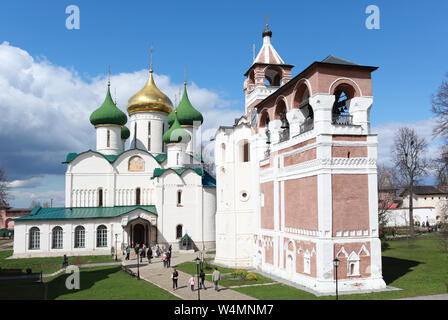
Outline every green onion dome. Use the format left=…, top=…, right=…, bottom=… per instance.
left=167, top=108, right=176, bottom=127
left=174, top=82, right=203, bottom=126
left=90, top=85, right=127, bottom=126
left=163, top=111, right=191, bottom=144
left=121, top=125, right=130, bottom=140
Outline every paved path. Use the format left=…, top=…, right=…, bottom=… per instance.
left=123, top=252, right=256, bottom=300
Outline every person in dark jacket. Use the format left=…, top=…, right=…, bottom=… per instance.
left=147, top=247, right=153, bottom=263
left=199, top=269, right=206, bottom=290
left=166, top=250, right=171, bottom=267
left=172, top=268, right=179, bottom=290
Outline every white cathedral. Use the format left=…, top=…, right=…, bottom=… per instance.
left=12, top=66, right=217, bottom=258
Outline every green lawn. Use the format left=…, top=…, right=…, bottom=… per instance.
left=0, top=266, right=180, bottom=300
left=0, top=250, right=115, bottom=274
left=233, top=237, right=448, bottom=300
left=175, top=260, right=274, bottom=287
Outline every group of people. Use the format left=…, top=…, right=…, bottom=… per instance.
left=172, top=267, right=221, bottom=292
left=124, top=243, right=172, bottom=266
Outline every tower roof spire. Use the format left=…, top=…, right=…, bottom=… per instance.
left=150, top=44, right=154, bottom=73
left=253, top=16, right=284, bottom=65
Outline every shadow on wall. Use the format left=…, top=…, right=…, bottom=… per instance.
left=381, top=256, right=420, bottom=285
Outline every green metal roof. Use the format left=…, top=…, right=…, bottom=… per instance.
left=175, top=83, right=203, bottom=126
left=63, top=148, right=167, bottom=165
left=163, top=112, right=191, bottom=144
left=90, top=85, right=127, bottom=126
left=202, top=171, right=216, bottom=187
left=179, top=233, right=192, bottom=243
left=121, top=125, right=130, bottom=140
left=152, top=167, right=203, bottom=179
left=14, top=205, right=157, bottom=221
left=152, top=167, right=215, bottom=187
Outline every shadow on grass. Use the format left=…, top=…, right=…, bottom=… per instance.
left=46, top=267, right=119, bottom=300
left=381, top=256, right=421, bottom=285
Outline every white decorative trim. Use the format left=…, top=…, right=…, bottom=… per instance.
left=328, top=77, right=363, bottom=97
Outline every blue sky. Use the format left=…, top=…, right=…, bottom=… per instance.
left=1, top=0, right=447, bottom=207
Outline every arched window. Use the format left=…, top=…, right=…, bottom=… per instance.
left=264, top=67, right=282, bottom=86
left=304, top=251, right=311, bottom=274
left=177, top=190, right=182, bottom=206
left=96, top=225, right=107, bottom=248
left=221, top=143, right=226, bottom=164
left=74, top=226, right=85, bottom=248
left=347, top=252, right=360, bottom=276
left=52, top=226, right=63, bottom=249
left=239, top=140, right=250, bottom=162
left=332, top=84, right=355, bottom=125
left=98, top=188, right=103, bottom=207
left=29, top=227, right=40, bottom=250
left=294, top=84, right=314, bottom=133
left=136, top=188, right=141, bottom=205
left=148, top=121, right=151, bottom=151
left=107, top=129, right=110, bottom=148
left=275, top=101, right=289, bottom=142
left=176, top=225, right=183, bottom=239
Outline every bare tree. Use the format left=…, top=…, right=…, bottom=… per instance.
left=377, top=164, right=397, bottom=229
left=431, top=72, right=448, bottom=140
left=0, top=167, right=10, bottom=207
left=29, top=200, right=50, bottom=208
left=432, top=145, right=448, bottom=185
left=391, top=127, right=429, bottom=237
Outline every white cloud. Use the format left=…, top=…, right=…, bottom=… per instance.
left=0, top=41, right=244, bottom=181
left=7, top=176, right=43, bottom=188
left=372, top=118, right=442, bottom=166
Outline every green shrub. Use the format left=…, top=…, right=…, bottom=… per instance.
left=246, top=273, right=257, bottom=281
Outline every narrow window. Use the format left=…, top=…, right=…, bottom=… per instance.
left=136, top=188, right=141, bottom=205
left=107, top=130, right=110, bottom=148
left=96, top=225, right=107, bottom=247
left=177, top=190, right=182, bottom=206
left=243, top=141, right=250, bottom=162
left=176, top=225, right=183, bottom=239
left=148, top=122, right=151, bottom=151
left=29, top=227, right=40, bottom=250
left=98, top=188, right=103, bottom=207
left=52, top=226, right=63, bottom=249
left=74, top=226, right=85, bottom=248
left=162, top=123, right=165, bottom=152
left=221, top=143, right=226, bottom=163
left=176, top=153, right=180, bottom=166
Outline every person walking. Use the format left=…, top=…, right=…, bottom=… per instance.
left=172, top=268, right=179, bottom=291
left=166, top=250, right=171, bottom=268
left=199, top=269, right=206, bottom=290
left=212, top=267, right=221, bottom=291
left=62, top=254, right=68, bottom=268
left=139, top=247, right=144, bottom=263
left=125, top=246, right=130, bottom=260
left=168, top=244, right=172, bottom=255
left=147, top=246, right=152, bottom=263
left=134, top=243, right=139, bottom=256
left=155, top=244, right=160, bottom=257
left=189, top=274, right=195, bottom=291
left=162, top=252, right=167, bottom=268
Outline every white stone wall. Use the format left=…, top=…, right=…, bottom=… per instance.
left=96, top=125, right=122, bottom=155
left=129, top=111, right=168, bottom=154
left=12, top=218, right=124, bottom=258
left=215, top=120, right=254, bottom=267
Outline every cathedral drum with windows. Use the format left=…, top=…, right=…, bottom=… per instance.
left=12, top=66, right=216, bottom=258
left=214, top=24, right=386, bottom=294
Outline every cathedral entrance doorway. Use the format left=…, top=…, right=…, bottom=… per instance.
left=133, top=223, right=145, bottom=246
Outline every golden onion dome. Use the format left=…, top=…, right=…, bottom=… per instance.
left=127, top=70, right=173, bottom=115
